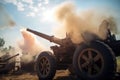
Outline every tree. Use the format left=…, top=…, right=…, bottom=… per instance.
left=0, top=37, right=5, bottom=47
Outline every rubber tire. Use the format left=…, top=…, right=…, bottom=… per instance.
left=35, top=51, right=56, bottom=80
left=73, top=41, right=116, bottom=80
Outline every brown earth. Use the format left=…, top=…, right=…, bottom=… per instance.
left=0, top=70, right=120, bottom=80
left=0, top=58, right=120, bottom=80
left=0, top=70, right=77, bottom=80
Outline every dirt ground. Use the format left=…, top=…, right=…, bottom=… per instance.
left=0, top=70, right=77, bottom=80
left=0, top=60, right=119, bottom=80
left=0, top=70, right=120, bottom=80
left=1, top=60, right=120, bottom=80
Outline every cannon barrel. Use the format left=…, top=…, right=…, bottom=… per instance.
left=26, top=28, right=63, bottom=45
left=2, top=54, right=19, bottom=62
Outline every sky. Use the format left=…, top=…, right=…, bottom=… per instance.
left=0, top=0, right=120, bottom=48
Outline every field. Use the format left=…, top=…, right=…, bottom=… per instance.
left=0, top=70, right=77, bottom=80
left=0, top=57, right=120, bottom=80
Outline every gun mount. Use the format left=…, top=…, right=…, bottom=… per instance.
left=27, top=20, right=120, bottom=80
left=27, top=28, right=75, bottom=59
left=0, top=53, right=19, bottom=74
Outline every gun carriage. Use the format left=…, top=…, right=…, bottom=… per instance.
left=0, top=53, right=19, bottom=74
left=27, top=20, right=120, bottom=80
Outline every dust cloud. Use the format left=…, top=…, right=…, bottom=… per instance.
left=54, top=2, right=117, bottom=43
left=18, top=29, right=44, bottom=62
left=18, top=2, right=118, bottom=62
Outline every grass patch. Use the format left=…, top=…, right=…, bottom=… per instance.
left=117, top=57, right=120, bottom=72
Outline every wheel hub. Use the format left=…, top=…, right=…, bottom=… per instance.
left=88, top=59, right=94, bottom=66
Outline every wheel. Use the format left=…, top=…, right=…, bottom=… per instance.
left=35, top=51, right=56, bottom=80
left=73, top=41, right=116, bottom=80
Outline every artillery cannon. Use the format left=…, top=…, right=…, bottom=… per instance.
left=27, top=20, right=120, bottom=80
left=0, top=53, right=19, bottom=74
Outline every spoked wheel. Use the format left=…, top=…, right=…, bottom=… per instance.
left=78, top=48, right=104, bottom=77
left=39, top=56, right=50, bottom=77
left=73, top=41, right=116, bottom=80
left=35, top=51, right=56, bottom=80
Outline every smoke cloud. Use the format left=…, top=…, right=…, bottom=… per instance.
left=54, top=2, right=118, bottom=43
left=18, top=29, right=44, bottom=62
left=0, top=5, right=15, bottom=29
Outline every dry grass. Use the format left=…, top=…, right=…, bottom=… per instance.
left=117, top=57, right=120, bottom=72
left=0, top=73, right=38, bottom=80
